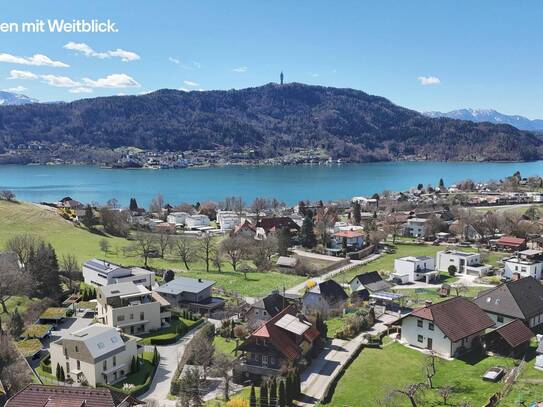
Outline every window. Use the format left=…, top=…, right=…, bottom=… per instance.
left=75, top=345, right=79, bottom=352
left=417, top=319, right=423, bottom=328
left=428, top=323, right=434, bottom=331
left=77, top=360, right=80, bottom=370
left=140, top=312, right=145, bottom=321
left=130, top=313, right=134, bottom=320
left=417, top=335, right=423, bottom=343
left=66, top=362, right=70, bottom=374
left=103, top=360, right=107, bottom=371
left=117, top=315, right=125, bottom=322
left=97, top=342, right=105, bottom=349
left=113, top=356, right=117, bottom=367
left=497, top=315, right=504, bottom=323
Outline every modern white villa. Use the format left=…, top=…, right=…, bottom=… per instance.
left=436, top=250, right=490, bottom=277
left=184, top=214, right=211, bottom=229
left=502, top=249, right=543, bottom=280
left=403, top=218, right=427, bottom=238
left=49, top=324, right=139, bottom=387
left=166, top=211, right=190, bottom=226
left=96, top=282, right=170, bottom=335
left=391, top=256, right=439, bottom=284
left=82, top=259, right=155, bottom=288
left=217, top=210, right=241, bottom=231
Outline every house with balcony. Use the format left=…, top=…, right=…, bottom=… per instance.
left=302, top=279, right=348, bottom=317
left=236, top=306, right=320, bottom=382
left=331, top=229, right=365, bottom=252
left=217, top=210, right=241, bottom=231
left=398, top=297, right=494, bottom=358
left=402, top=218, right=428, bottom=238
left=96, top=282, right=169, bottom=335
left=391, top=256, right=439, bottom=284
left=436, top=250, right=490, bottom=277
left=82, top=259, right=155, bottom=289
left=502, top=249, right=543, bottom=280
left=167, top=212, right=190, bottom=227
left=155, top=277, right=225, bottom=314
left=49, top=324, right=140, bottom=387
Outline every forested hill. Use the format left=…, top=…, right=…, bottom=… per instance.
left=0, top=82, right=541, bottom=162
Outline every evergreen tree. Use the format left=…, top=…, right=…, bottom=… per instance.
left=278, top=380, right=286, bottom=407
left=352, top=201, right=362, bottom=225
left=269, top=379, right=277, bottom=407
left=259, top=382, right=269, bottom=407
left=152, top=346, right=159, bottom=365
left=59, top=366, right=65, bottom=382
left=131, top=355, right=138, bottom=373
left=285, top=375, right=293, bottom=406
left=250, top=384, right=257, bottom=407
left=81, top=205, right=98, bottom=229
left=293, top=369, right=301, bottom=399
left=298, top=201, right=307, bottom=216
left=299, top=212, right=317, bottom=249
left=9, top=308, right=24, bottom=338
left=55, top=363, right=61, bottom=381
left=129, top=197, right=139, bottom=212
left=28, top=243, right=61, bottom=299
left=439, top=178, right=445, bottom=188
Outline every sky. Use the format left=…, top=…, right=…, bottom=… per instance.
left=1, top=0, right=543, bottom=118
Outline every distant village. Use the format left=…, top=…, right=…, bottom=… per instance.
left=1, top=171, right=543, bottom=406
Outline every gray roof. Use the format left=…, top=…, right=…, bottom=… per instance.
left=155, top=277, right=215, bottom=295
left=60, top=324, right=125, bottom=360
left=84, top=259, right=126, bottom=274
left=100, top=282, right=149, bottom=298
left=474, top=277, right=543, bottom=320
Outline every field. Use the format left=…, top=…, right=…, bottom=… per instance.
left=0, top=201, right=304, bottom=297
left=327, top=341, right=516, bottom=407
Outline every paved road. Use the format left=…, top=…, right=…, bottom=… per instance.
left=141, top=326, right=202, bottom=407
left=297, top=314, right=400, bottom=406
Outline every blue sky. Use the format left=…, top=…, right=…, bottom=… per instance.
left=1, top=0, right=543, bottom=118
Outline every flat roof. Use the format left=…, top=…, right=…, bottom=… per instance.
left=84, top=259, right=125, bottom=274
left=100, top=282, right=149, bottom=298
left=155, top=276, right=215, bottom=295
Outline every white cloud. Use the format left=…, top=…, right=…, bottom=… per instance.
left=82, top=73, right=140, bottom=88
left=3, top=85, right=27, bottom=93
left=8, top=69, right=38, bottom=80
left=64, top=42, right=140, bottom=62
left=0, top=53, right=69, bottom=68
left=41, top=74, right=81, bottom=88
left=233, top=66, right=248, bottom=73
left=183, top=80, right=199, bottom=87
left=169, top=57, right=181, bottom=64
left=417, top=76, right=441, bottom=86
left=69, top=87, right=93, bottom=94
left=169, top=57, right=201, bottom=70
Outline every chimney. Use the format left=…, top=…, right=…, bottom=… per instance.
left=425, top=300, right=433, bottom=307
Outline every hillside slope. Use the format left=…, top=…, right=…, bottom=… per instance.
left=0, top=83, right=541, bottom=161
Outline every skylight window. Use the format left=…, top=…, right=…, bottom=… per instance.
left=97, top=342, right=105, bottom=349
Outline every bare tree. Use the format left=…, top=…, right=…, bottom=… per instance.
left=211, top=352, right=237, bottom=401
left=190, top=334, right=215, bottom=380
left=198, top=233, right=216, bottom=273
left=60, top=254, right=80, bottom=293
left=149, top=193, right=165, bottom=214
left=155, top=232, right=171, bottom=259
left=220, top=236, right=250, bottom=271
left=314, top=207, right=337, bottom=247
left=99, top=239, right=110, bottom=257
left=132, top=232, right=157, bottom=268
left=388, top=383, right=428, bottom=407
left=0, top=190, right=16, bottom=202
left=251, top=236, right=278, bottom=270
left=251, top=197, right=268, bottom=225
left=0, top=258, right=29, bottom=314
left=5, top=234, right=39, bottom=268
left=106, top=198, right=119, bottom=209
left=172, top=237, right=194, bottom=270
left=423, top=352, right=437, bottom=388
left=451, top=282, right=468, bottom=297
left=438, top=384, right=454, bottom=405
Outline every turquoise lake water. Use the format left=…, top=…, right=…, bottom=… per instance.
left=0, top=161, right=542, bottom=206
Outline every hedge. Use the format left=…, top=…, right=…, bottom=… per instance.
left=149, top=319, right=204, bottom=346
left=39, top=354, right=52, bottom=374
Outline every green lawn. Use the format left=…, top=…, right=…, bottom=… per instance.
left=138, top=317, right=199, bottom=345
left=204, top=386, right=251, bottom=406
left=327, top=342, right=516, bottom=407
left=111, top=351, right=155, bottom=394
left=0, top=201, right=304, bottom=297
left=213, top=336, right=237, bottom=355
left=16, top=339, right=43, bottom=358
left=500, top=344, right=543, bottom=406
left=397, top=286, right=484, bottom=308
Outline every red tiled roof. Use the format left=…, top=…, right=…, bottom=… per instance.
left=334, top=230, right=364, bottom=238
left=493, top=319, right=534, bottom=348
left=234, top=220, right=256, bottom=235
left=496, top=236, right=526, bottom=246
left=408, top=297, right=495, bottom=342
left=5, top=385, right=143, bottom=407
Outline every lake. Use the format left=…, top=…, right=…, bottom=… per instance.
left=0, top=161, right=542, bottom=206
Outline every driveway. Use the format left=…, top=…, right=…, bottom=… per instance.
left=141, top=326, right=202, bottom=407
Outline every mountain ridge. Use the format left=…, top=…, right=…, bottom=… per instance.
left=0, top=83, right=541, bottom=162
left=0, top=91, right=38, bottom=106
left=423, top=108, right=543, bottom=132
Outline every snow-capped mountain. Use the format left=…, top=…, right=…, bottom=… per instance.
left=423, top=108, right=543, bottom=132
left=0, top=91, right=38, bottom=106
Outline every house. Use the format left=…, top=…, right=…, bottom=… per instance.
left=245, top=291, right=301, bottom=329
left=96, top=282, right=170, bottom=335
left=217, top=210, right=241, bottom=231
left=236, top=305, right=320, bottom=381
left=185, top=214, right=210, bottom=229
left=331, top=229, right=365, bottom=251
left=154, top=222, right=176, bottom=234
left=473, top=276, right=543, bottom=328
left=5, top=384, right=144, bottom=407
left=155, top=277, right=225, bottom=314
left=484, top=319, right=533, bottom=357
left=49, top=324, right=139, bottom=387
left=82, top=259, right=155, bottom=289
left=491, top=236, right=527, bottom=252
left=349, top=271, right=393, bottom=301
left=436, top=250, right=490, bottom=277
left=166, top=211, right=190, bottom=226
left=302, top=279, right=348, bottom=316
left=503, top=249, right=543, bottom=280
left=398, top=297, right=495, bottom=358
left=257, top=217, right=300, bottom=235
left=403, top=218, right=427, bottom=238
left=391, top=256, right=439, bottom=284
